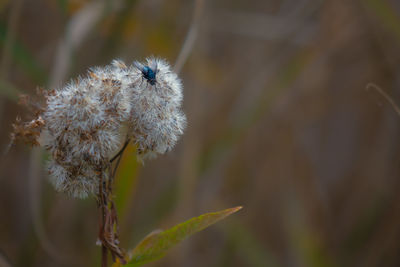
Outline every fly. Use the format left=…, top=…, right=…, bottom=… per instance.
left=134, top=61, right=158, bottom=85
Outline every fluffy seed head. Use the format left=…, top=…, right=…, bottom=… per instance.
left=129, top=58, right=186, bottom=159
left=13, top=57, right=186, bottom=198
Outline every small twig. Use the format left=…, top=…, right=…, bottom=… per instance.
left=366, top=83, right=400, bottom=117
left=110, top=139, right=130, bottom=163
left=111, top=155, right=122, bottom=181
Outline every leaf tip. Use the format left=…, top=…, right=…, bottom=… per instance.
left=222, top=206, right=243, bottom=217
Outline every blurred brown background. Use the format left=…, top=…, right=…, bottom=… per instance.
left=1, top=0, right=400, bottom=266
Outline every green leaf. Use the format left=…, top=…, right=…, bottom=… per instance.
left=113, top=206, right=242, bottom=267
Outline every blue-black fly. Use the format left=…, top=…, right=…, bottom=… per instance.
left=134, top=61, right=158, bottom=85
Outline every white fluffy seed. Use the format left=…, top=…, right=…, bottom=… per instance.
left=36, top=58, right=186, bottom=198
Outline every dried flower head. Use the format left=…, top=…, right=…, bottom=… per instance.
left=130, top=58, right=186, bottom=159
left=12, top=57, right=186, bottom=198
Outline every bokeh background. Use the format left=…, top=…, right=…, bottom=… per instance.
left=1, top=0, right=400, bottom=266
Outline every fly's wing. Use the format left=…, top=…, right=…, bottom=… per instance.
left=133, top=61, right=145, bottom=72
left=149, top=59, right=158, bottom=74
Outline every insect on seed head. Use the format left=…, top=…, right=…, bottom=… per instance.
left=134, top=61, right=157, bottom=85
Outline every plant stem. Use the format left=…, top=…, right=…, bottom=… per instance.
left=99, top=139, right=130, bottom=266
left=101, top=245, right=108, bottom=267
